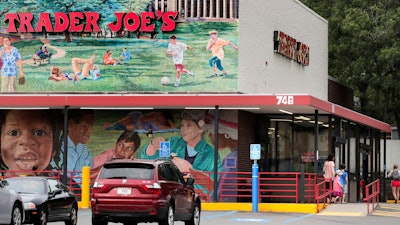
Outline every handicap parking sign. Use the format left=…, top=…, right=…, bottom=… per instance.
left=159, top=141, right=170, bottom=157
left=250, top=144, right=261, bottom=160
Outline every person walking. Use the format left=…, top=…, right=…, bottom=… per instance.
left=323, top=153, right=335, bottom=203
left=339, top=164, right=348, bottom=203
left=388, top=164, right=400, bottom=203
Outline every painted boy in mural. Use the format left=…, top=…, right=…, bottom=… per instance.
left=166, top=35, right=195, bottom=87
left=140, top=110, right=221, bottom=198
left=91, top=130, right=141, bottom=180
left=204, top=110, right=238, bottom=201
left=0, top=110, right=63, bottom=176
left=206, top=29, right=239, bottom=77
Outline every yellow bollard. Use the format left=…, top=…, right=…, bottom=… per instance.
left=80, top=166, right=91, bottom=208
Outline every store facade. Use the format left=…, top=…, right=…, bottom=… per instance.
left=0, top=0, right=390, bottom=202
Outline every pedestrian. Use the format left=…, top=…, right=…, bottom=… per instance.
left=166, top=35, right=194, bottom=87
left=331, top=169, right=343, bottom=203
left=387, top=164, right=400, bottom=203
left=339, top=164, right=348, bottom=203
left=206, top=29, right=238, bottom=77
left=323, top=153, right=335, bottom=203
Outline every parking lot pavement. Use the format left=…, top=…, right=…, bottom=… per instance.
left=371, top=203, right=400, bottom=217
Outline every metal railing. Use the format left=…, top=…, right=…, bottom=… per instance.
left=364, top=179, right=380, bottom=214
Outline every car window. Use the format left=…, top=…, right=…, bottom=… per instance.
left=47, top=178, right=61, bottom=193
left=100, top=163, right=154, bottom=180
left=158, top=164, right=173, bottom=181
left=159, top=163, right=182, bottom=183
left=6, top=179, right=45, bottom=194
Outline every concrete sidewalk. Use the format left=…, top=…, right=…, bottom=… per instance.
left=317, top=203, right=370, bottom=216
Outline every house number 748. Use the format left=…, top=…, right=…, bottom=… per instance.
left=276, top=95, right=294, bottom=105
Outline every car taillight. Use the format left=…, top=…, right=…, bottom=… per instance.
left=142, top=182, right=162, bottom=194
left=92, top=181, right=107, bottom=193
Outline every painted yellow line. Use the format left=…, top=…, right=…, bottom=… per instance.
left=201, top=203, right=323, bottom=214
left=372, top=212, right=400, bottom=217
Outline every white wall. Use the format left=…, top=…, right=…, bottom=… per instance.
left=382, top=140, right=400, bottom=172
left=238, top=0, right=329, bottom=100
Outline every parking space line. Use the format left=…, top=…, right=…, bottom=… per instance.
left=202, top=210, right=238, bottom=221
left=283, top=214, right=314, bottom=224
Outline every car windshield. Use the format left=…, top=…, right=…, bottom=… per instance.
left=100, top=163, right=154, bottom=180
left=6, top=179, right=45, bottom=194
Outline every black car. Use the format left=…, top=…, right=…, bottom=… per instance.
left=4, top=176, right=78, bottom=225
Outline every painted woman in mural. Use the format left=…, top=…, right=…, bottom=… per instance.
left=203, top=110, right=238, bottom=201
left=140, top=109, right=221, bottom=198
left=206, top=29, right=239, bottom=77
left=0, top=37, right=25, bottom=92
left=0, top=110, right=63, bottom=176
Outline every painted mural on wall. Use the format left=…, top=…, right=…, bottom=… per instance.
left=0, top=109, right=238, bottom=200
left=0, top=0, right=239, bottom=92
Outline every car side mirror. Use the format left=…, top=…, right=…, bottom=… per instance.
left=50, top=189, right=62, bottom=197
left=185, top=177, right=195, bottom=186
left=0, top=179, right=8, bottom=187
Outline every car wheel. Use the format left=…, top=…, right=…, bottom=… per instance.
left=10, top=204, right=22, bottom=225
left=92, top=214, right=108, bottom=225
left=185, top=203, right=200, bottom=225
left=158, top=205, right=174, bottom=225
left=34, top=208, right=47, bottom=225
left=65, top=206, right=78, bottom=225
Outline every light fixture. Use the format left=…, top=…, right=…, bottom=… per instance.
left=0, top=107, right=50, bottom=110
left=219, top=107, right=260, bottom=110
left=279, top=109, right=293, bottom=115
left=80, top=107, right=154, bottom=110
left=184, top=107, right=215, bottom=110
left=294, top=116, right=311, bottom=121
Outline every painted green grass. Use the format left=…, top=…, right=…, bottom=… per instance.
left=14, top=22, right=239, bottom=92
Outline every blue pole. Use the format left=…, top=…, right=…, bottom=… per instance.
left=252, top=163, right=259, bottom=212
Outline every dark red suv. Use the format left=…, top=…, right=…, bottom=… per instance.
left=91, top=158, right=201, bottom=225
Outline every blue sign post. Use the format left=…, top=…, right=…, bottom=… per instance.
left=250, top=144, right=261, bottom=212
left=159, top=141, right=170, bottom=158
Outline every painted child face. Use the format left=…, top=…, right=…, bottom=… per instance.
left=1, top=110, right=53, bottom=171
left=114, top=140, right=135, bottom=159
left=180, top=119, right=203, bottom=143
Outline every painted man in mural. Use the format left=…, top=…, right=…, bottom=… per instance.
left=204, top=110, right=238, bottom=201
left=140, top=110, right=221, bottom=199
left=52, top=109, right=94, bottom=186
left=0, top=110, right=63, bottom=176
left=166, top=35, right=195, bottom=87
left=206, top=29, right=238, bottom=77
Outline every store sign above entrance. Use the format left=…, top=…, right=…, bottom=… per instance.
left=4, top=11, right=178, bottom=33
left=273, top=31, right=310, bottom=66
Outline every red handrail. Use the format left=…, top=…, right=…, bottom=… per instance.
left=363, top=179, right=380, bottom=214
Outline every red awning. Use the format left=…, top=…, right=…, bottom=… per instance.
left=0, top=94, right=390, bottom=132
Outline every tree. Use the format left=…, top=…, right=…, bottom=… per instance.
left=301, top=0, right=400, bottom=129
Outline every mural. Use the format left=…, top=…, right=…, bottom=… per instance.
left=0, top=109, right=238, bottom=201
left=0, top=1, right=239, bottom=92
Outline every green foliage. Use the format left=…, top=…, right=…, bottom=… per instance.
left=301, top=0, right=400, bottom=128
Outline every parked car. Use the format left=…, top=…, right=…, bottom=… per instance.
left=4, top=176, right=78, bottom=225
left=91, top=158, right=201, bottom=225
left=0, top=179, right=24, bottom=225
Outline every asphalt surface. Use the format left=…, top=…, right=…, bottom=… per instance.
left=46, top=203, right=400, bottom=225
